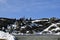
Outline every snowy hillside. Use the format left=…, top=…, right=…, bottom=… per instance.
left=0, top=17, right=60, bottom=35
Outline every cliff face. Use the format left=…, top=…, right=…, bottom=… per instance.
left=0, top=17, right=60, bottom=35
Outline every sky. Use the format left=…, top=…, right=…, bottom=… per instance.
left=0, top=0, right=60, bottom=19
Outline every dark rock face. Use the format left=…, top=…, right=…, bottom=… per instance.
left=0, top=17, right=60, bottom=34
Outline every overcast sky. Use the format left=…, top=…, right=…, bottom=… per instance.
left=0, top=0, right=60, bottom=19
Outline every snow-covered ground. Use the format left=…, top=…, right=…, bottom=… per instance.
left=32, top=20, right=48, bottom=23
left=0, top=31, right=15, bottom=40
left=39, top=23, right=60, bottom=35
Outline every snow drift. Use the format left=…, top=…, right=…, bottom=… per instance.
left=0, top=31, right=15, bottom=40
